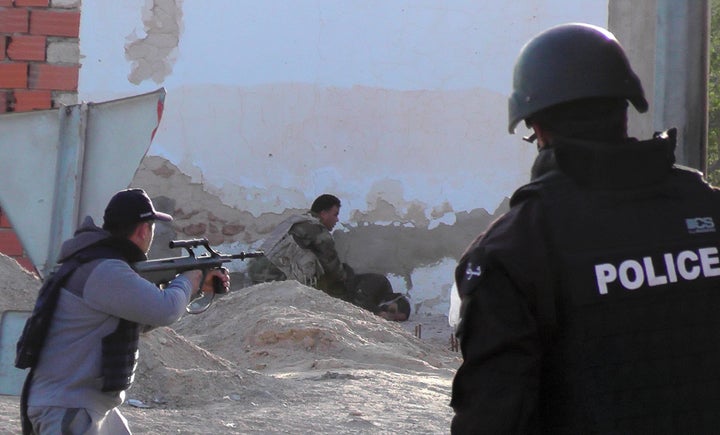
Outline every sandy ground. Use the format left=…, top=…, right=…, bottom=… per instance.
left=0, top=254, right=460, bottom=434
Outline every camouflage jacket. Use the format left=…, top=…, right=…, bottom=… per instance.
left=250, top=212, right=347, bottom=297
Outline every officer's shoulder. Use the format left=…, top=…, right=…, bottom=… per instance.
left=668, top=165, right=720, bottom=194
left=510, top=183, right=541, bottom=206
left=510, top=171, right=567, bottom=206
left=670, top=164, right=713, bottom=184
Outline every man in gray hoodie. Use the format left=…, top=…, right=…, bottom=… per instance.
left=23, top=188, right=228, bottom=434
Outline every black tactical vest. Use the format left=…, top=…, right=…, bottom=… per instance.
left=62, top=246, right=142, bottom=393
left=527, top=168, right=720, bottom=433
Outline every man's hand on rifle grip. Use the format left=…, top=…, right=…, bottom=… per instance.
left=202, top=267, right=230, bottom=295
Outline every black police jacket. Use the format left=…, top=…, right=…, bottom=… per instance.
left=451, top=131, right=720, bottom=434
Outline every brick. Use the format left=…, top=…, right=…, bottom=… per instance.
left=0, top=1, right=13, bottom=7
left=29, top=63, right=77, bottom=90
left=0, top=230, right=23, bottom=256
left=7, top=35, right=46, bottom=61
left=0, top=36, right=5, bottom=60
left=0, top=9, right=29, bottom=33
left=14, top=89, right=51, bottom=111
left=29, top=9, right=79, bottom=37
left=17, top=0, right=50, bottom=6
left=0, top=63, right=28, bottom=88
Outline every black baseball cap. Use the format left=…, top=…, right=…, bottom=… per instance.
left=103, top=188, right=172, bottom=229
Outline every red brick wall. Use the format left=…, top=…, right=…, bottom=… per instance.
left=0, top=0, right=81, bottom=275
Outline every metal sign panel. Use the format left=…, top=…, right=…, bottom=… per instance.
left=0, top=88, right=165, bottom=277
left=0, top=110, right=60, bottom=277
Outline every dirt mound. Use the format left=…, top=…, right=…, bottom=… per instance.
left=132, top=327, right=283, bottom=409
left=173, top=281, right=457, bottom=374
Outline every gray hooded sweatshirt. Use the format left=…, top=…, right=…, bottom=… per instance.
left=27, top=217, right=193, bottom=413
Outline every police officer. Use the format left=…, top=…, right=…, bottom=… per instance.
left=451, top=23, right=720, bottom=433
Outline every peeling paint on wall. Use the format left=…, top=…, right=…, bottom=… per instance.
left=133, top=154, right=508, bottom=314
left=393, top=257, right=458, bottom=315
left=134, top=156, right=263, bottom=257
left=334, top=204, right=507, bottom=284
left=125, top=0, right=183, bottom=84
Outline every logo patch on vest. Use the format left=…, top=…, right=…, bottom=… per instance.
left=686, top=217, right=715, bottom=234
left=465, top=263, right=481, bottom=279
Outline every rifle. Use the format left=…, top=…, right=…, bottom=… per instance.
left=132, top=238, right=264, bottom=314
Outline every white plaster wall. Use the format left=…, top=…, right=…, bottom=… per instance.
left=78, top=1, right=608, bottom=315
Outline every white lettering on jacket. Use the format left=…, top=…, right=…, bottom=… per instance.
left=595, top=247, right=720, bottom=295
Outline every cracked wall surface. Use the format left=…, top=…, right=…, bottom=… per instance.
left=125, top=0, right=183, bottom=84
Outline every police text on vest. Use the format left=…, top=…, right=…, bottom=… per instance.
left=595, top=247, right=720, bottom=294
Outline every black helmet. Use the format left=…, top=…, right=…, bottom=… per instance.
left=508, top=23, right=648, bottom=134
